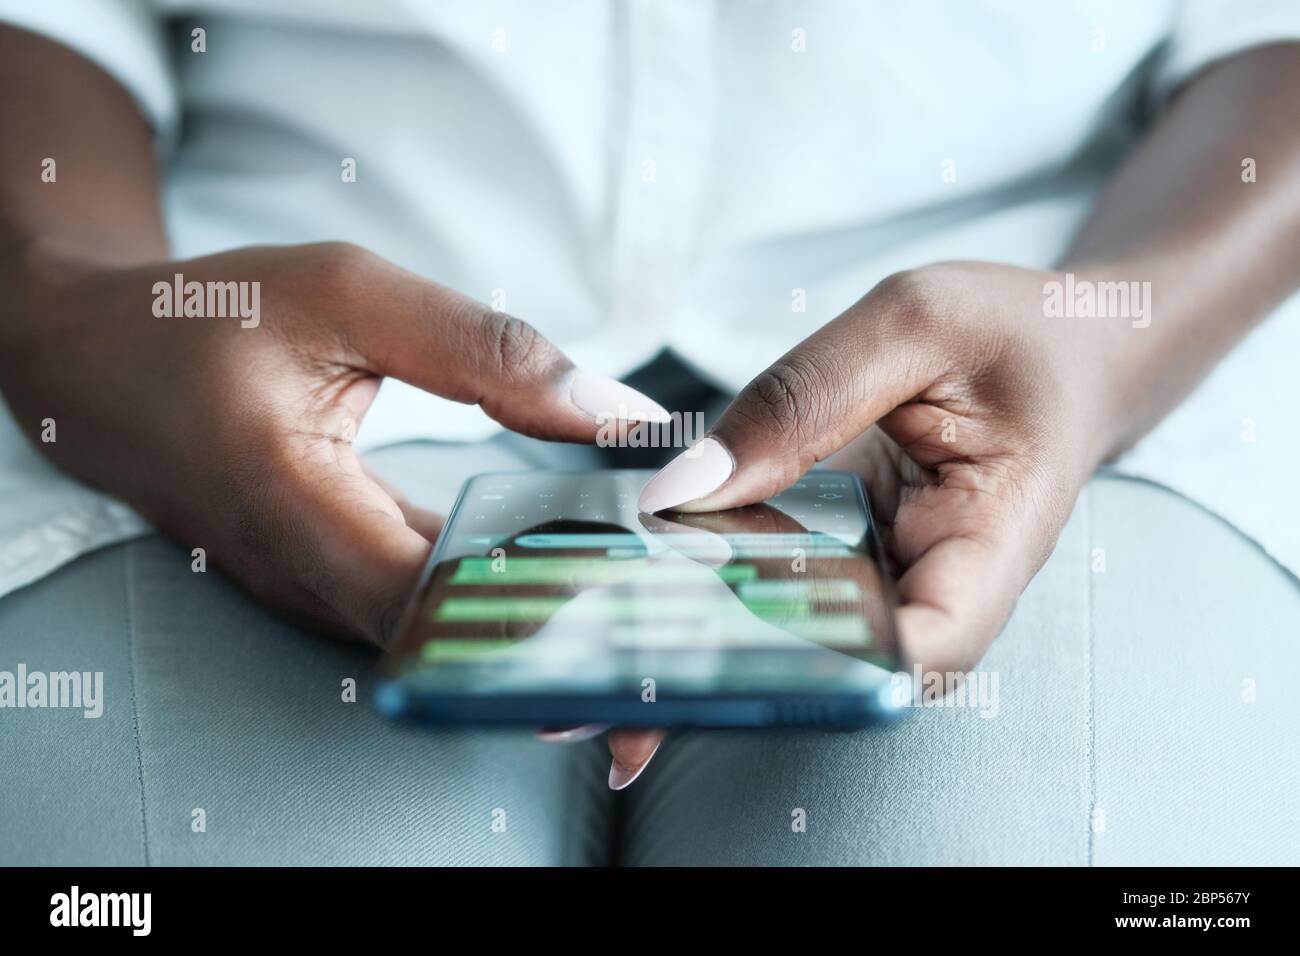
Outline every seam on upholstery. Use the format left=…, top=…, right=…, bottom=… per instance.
left=559, top=739, right=585, bottom=866
left=1085, top=483, right=1097, bottom=868
left=609, top=756, right=629, bottom=867
left=567, top=738, right=619, bottom=867
left=1096, top=470, right=1300, bottom=591
left=124, top=542, right=152, bottom=866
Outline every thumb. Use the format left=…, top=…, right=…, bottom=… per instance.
left=328, top=245, right=670, bottom=440
left=638, top=299, right=939, bottom=513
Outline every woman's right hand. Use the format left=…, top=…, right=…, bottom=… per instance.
left=0, top=238, right=666, bottom=644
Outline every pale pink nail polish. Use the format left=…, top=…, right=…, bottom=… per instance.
left=637, top=437, right=734, bottom=513
left=608, top=740, right=662, bottom=791
left=536, top=724, right=611, bottom=743
left=570, top=371, right=672, bottom=423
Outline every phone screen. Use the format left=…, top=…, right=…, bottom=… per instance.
left=380, top=469, right=902, bottom=725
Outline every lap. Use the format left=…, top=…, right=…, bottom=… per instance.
left=4, top=446, right=1294, bottom=866
left=0, top=437, right=610, bottom=866
left=617, top=476, right=1300, bottom=865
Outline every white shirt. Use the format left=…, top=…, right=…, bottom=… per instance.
left=2, top=0, right=1299, bottom=597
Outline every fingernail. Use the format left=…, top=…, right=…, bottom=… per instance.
left=570, top=371, right=672, bottom=423
left=608, top=740, right=662, bottom=791
left=536, top=723, right=611, bottom=743
left=637, top=437, right=733, bottom=513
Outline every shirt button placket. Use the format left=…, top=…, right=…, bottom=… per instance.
left=611, top=0, right=716, bottom=352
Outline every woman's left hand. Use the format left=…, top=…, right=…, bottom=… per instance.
left=605, top=260, right=1136, bottom=786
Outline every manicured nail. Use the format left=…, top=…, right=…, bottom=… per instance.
left=637, top=437, right=733, bottom=513
left=608, top=740, right=662, bottom=791
left=570, top=371, right=672, bottom=423
left=536, top=724, right=611, bottom=743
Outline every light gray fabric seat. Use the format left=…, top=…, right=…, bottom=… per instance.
left=620, top=475, right=1300, bottom=865
left=2, top=438, right=1296, bottom=866
left=0, top=439, right=612, bottom=866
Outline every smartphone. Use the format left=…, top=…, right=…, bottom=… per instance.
left=375, top=469, right=907, bottom=729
